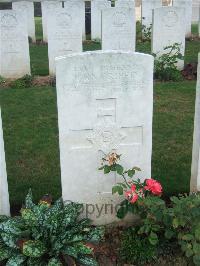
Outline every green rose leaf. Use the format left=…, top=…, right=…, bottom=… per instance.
left=104, top=165, right=111, bottom=174
left=116, top=164, right=124, bottom=175
left=112, top=185, right=123, bottom=195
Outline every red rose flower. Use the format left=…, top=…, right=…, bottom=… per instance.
left=144, top=179, right=162, bottom=196
left=125, top=185, right=138, bottom=204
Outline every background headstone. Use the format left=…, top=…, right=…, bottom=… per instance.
left=173, top=0, right=192, bottom=37
left=0, top=10, right=31, bottom=78
left=142, top=0, right=162, bottom=28
left=12, top=1, right=36, bottom=42
left=47, top=7, right=82, bottom=75
left=191, top=53, right=200, bottom=192
left=152, top=7, right=185, bottom=70
left=102, top=7, right=136, bottom=51
left=0, top=108, right=10, bottom=216
left=41, top=1, right=62, bottom=42
left=91, top=0, right=111, bottom=40
left=64, top=0, right=86, bottom=40
left=192, top=0, right=200, bottom=23
left=56, top=51, right=154, bottom=225
left=115, top=0, right=135, bottom=8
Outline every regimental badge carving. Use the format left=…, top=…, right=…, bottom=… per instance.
left=163, top=11, right=178, bottom=28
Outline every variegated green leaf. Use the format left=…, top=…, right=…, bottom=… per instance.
left=22, top=240, right=46, bottom=258
left=48, top=258, right=62, bottom=266
left=1, top=232, right=18, bottom=248
left=6, top=254, right=26, bottom=266
left=77, top=256, right=98, bottom=266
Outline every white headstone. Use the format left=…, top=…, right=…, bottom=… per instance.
left=56, top=51, right=154, bottom=225
left=64, top=0, right=86, bottom=40
left=115, top=0, right=135, bottom=8
left=12, top=1, right=36, bottom=42
left=199, top=5, right=200, bottom=37
left=102, top=7, right=136, bottom=51
left=0, top=10, right=31, bottom=78
left=191, top=53, right=200, bottom=192
left=0, top=108, right=10, bottom=216
left=192, top=0, right=200, bottom=23
left=47, top=7, right=82, bottom=75
left=142, top=0, right=162, bottom=28
left=41, top=1, right=62, bottom=42
left=152, top=7, right=185, bottom=70
left=173, top=0, right=192, bottom=37
left=91, top=0, right=111, bottom=40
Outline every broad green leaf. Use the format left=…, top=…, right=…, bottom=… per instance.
left=1, top=232, right=18, bottom=248
left=193, top=243, right=200, bottom=255
left=117, top=205, right=128, bottom=219
left=127, top=169, right=135, bottom=178
left=182, top=234, right=194, bottom=241
left=6, top=254, right=26, bottom=266
left=104, top=165, right=111, bottom=174
left=48, top=258, right=62, bottom=266
left=193, top=255, right=200, bottom=265
left=148, top=232, right=158, bottom=246
left=77, top=256, right=98, bottom=266
left=112, top=185, right=123, bottom=195
left=164, top=229, right=175, bottom=240
left=22, top=240, right=46, bottom=258
left=172, top=218, right=179, bottom=229
left=116, top=164, right=124, bottom=175
left=195, top=228, right=200, bottom=241
left=0, top=246, right=11, bottom=261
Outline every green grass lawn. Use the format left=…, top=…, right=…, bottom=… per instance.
left=0, top=81, right=196, bottom=206
left=0, top=18, right=199, bottom=207
left=31, top=18, right=200, bottom=76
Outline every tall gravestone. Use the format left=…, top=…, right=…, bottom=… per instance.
left=47, top=7, right=82, bottom=75
left=41, top=1, right=62, bottom=42
left=142, top=0, right=162, bottom=29
left=64, top=0, right=86, bottom=40
left=0, top=10, right=30, bottom=78
left=91, top=0, right=111, bottom=40
left=12, top=1, right=36, bottom=42
left=191, top=54, right=200, bottom=192
left=102, top=7, right=136, bottom=51
left=0, top=108, right=10, bottom=216
left=56, top=51, right=154, bottom=225
left=152, top=7, right=185, bottom=70
left=173, top=0, right=192, bottom=37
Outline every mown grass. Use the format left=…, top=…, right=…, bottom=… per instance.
left=0, top=81, right=196, bottom=205
left=31, top=18, right=200, bottom=76
left=0, top=18, right=199, bottom=207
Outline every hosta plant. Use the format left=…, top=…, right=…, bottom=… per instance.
left=0, top=191, right=104, bottom=265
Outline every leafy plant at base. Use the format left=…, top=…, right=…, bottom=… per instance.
left=99, top=152, right=200, bottom=265
left=0, top=190, right=104, bottom=265
left=11, top=75, right=33, bottom=89
left=119, top=227, right=158, bottom=265
left=153, top=43, right=184, bottom=81
left=142, top=24, right=152, bottom=41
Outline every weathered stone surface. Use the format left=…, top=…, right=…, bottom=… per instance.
left=0, top=10, right=30, bottom=78
left=141, top=0, right=162, bottom=28
left=56, top=51, right=154, bottom=225
left=173, top=0, right=192, bottom=37
left=91, top=0, right=111, bottom=40
left=0, top=108, right=10, bottom=216
left=41, top=1, right=62, bottom=42
left=102, top=7, right=136, bottom=51
left=152, top=6, right=185, bottom=70
left=191, top=54, right=200, bottom=192
left=12, top=1, right=36, bottom=42
left=64, top=0, right=86, bottom=40
left=47, top=7, right=82, bottom=75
